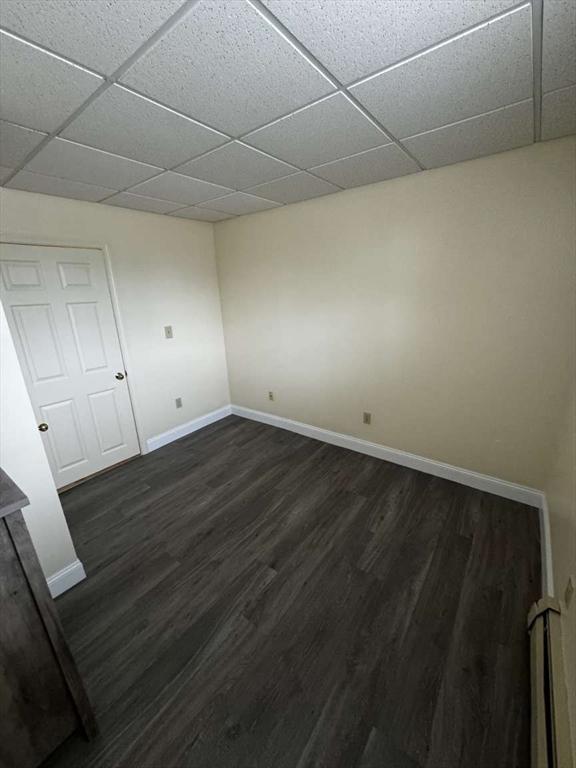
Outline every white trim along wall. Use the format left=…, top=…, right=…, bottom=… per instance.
left=145, top=402, right=554, bottom=599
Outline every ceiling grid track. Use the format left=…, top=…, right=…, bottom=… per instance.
left=0, top=0, right=206, bottom=186
left=531, top=0, right=544, bottom=142
left=1, top=0, right=572, bottom=218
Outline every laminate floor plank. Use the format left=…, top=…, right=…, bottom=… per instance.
left=42, top=416, right=541, bottom=768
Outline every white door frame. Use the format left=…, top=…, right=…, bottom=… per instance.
left=0, top=232, right=146, bottom=458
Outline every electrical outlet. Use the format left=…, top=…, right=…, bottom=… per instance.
left=565, top=575, right=575, bottom=607
left=175, top=397, right=182, bottom=409
left=363, top=411, right=371, bottom=425
left=268, top=391, right=274, bottom=401
left=164, top=325, right=173, bottom=339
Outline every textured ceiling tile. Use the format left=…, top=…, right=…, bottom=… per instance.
left=541, top=85, right=576, bottom=140
left=0, top=166, right=14, bottom=183
left=175, top=142, right=297, bottom=190
left=120, top=0, right=334, bottom=136
left=542, top=0, right=576, bottom=93
left=350, top=5, right=532, bottom=139
left=168, top=206, right=236, bottom=222
left=311, top=144, right=419, bottom=188
left=128, top=171, right=233, bottom=205
left=102, top=192, right=183, bottom=214
left=197, top=192, right=281, bottom=215
left=263, top=0, right=515, bottom=83
left=0, top=120, right=46, bottom=169
left=244, top=93, right=388, bottom=168
left=6, top=170, right=115, bottom=201
left=26, top=138, right=160, bottom=189
left=0, top=32, right=102, bottom=132
left=404, top=100, right=534, bottom=169
left=0, top=0, right=186, bottom=75
left=62, top=86, right=227, bottom=168
left=247, top=172, right=339, bottom=204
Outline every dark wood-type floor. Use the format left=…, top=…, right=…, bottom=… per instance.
left=44, top=416, right=541, bottom=768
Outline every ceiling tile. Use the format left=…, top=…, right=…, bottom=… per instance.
left=6, top=170, right=115, bottom=201
left=350, top=5, right=532, bottom=139
left=61, top=86, right=227, bottom=168
left=541, top=85, right=576, bottom=141
left=175, top=142, right=297, bottom=190
left=128, top=171, right=233, bottom=205
left=120, top=0, right=334, bottom=136
left=248, top=172, right=339, bottom=204
left=197, top=193, right=281, bottom=215
left=0, top=120, right=46, bottom=169
left=168, top=206, right=236, bottom=222
left=263, top=0, right=515, bottom=84
left=26, top=138, right=161, bottom=189
left=311, top=144, right=419, bottom=188
left=542, top=0, right=576, bottom=93
left=245, top=93, right=388, bottom=168
left=0, top=166, right=14, bottom=184
left=0, top=0, right=186, bottom=75
left=102, top=192, right=183, bottom=214
left=0, top=32, right=102, bottom=132
left=404, top=100, right=534, bottom=169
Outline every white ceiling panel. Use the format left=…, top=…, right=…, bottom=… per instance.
left=0, top=0, right=187, bottom=75
left=168, top=206, right=236, bottom=222
left=0, top=120, right=46, bottom=169
left=542, top=0, right=576, bottom=94
left=311, top=144, right=419, bottom=188
left=404, top=100, right=534, bottom=169
left=197, top=193, right=281, bottom=215
left=102, top=192, right=184, bottom=214
left=128, top=171, right=233, bottom=205
left=120, top=0, right=334, bottom=136
left=0, top=166, right=14, bottom=183
left=26, top=138, right=161, bottom=190
left=542, top=85, right=576, bottom=140
left=248, top=172, right=339, bottom=204
left=61, top=86, right=227, bottom=168
left=350, top=5, right=533, bottom=140
left=175, top=142, right=297, bottom=190
left=245, top=93, right=388, bottom=168
left=6, top=170, right=115, bottom=201
left=0, top=32, right=102, bottom=133
left=263, top=0, right=516, bottom=84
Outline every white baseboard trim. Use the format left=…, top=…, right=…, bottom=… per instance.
left=47, top=559, right=86, bottom=598
left=232, top=405, right=552, bottom=595
left=232, top=405, right=545, bottom=508
left=539, top=497, right=555, bottom=597
left=146, top=405, right=232, bottom=453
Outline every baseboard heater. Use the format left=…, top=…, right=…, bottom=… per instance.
left=528, top=597, right=574, bottom=768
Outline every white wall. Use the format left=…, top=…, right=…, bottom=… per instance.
left=215, top=137, right=576, bottom=491
left=545, top=391, right=576, bottom=751
left=0, top=301, right=78, bottom=578
left=0, top=189, right=230, bottom=444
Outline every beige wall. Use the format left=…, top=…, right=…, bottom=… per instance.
left=0, top=189, right=230, bottom=577
left=216, top=137, right=576, bottom=491
left=0, top=189, right=230, bottom=443
left=545, top=390, right=576, bottom=749
left=0, top=301, right=78, bottom=577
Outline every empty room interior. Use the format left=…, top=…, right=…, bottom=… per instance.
left=0, top=0, right=575, bottom=766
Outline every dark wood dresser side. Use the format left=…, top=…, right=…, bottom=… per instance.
left=0, top=468, right=96, bottom=768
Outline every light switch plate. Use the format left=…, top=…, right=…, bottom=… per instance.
left=164, top=325, right=173, bottom=339
left=175, top=397, right=182, bottom=409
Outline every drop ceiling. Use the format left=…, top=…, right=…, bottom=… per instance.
left=0, top=0, right=574, bottom=221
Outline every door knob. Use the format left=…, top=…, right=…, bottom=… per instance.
left=115, top=372, right=125, bottom=380
left=38, top=423, right=49, bottom=432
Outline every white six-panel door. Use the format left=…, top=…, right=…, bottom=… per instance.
left=0, top=244, right=140, bottom=488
